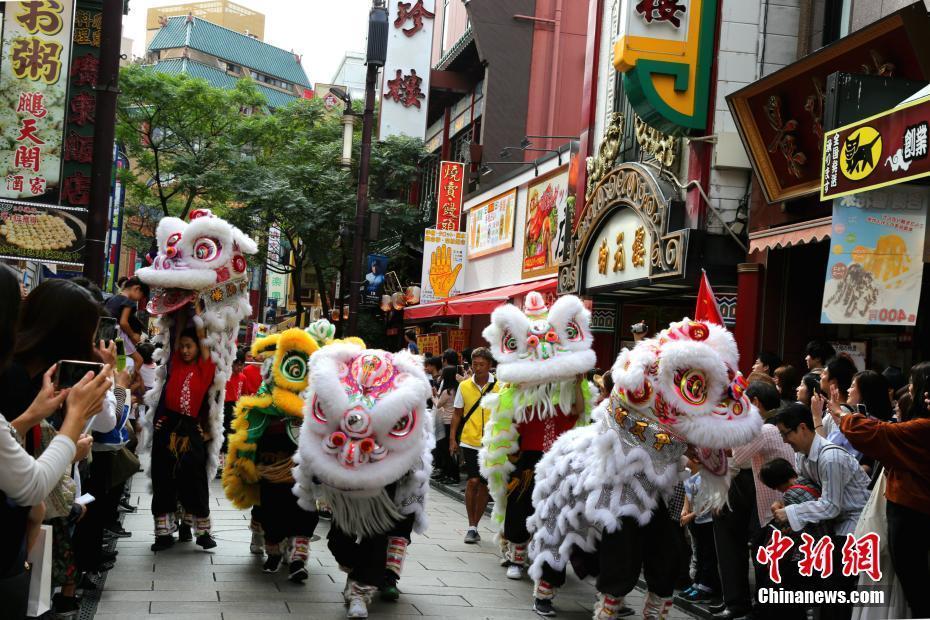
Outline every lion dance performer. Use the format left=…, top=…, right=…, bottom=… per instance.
left=527, top=318, right=762, bottom=619
left=478, top=291, right=596, bottom=581
left=294, top=343, right=433, bottom=619
left=137, top=209, right=257, bottom=551
left=222, top=327, right=321, bottom=582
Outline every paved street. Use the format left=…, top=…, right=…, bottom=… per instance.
left=90, top=474, right=699, bottom=619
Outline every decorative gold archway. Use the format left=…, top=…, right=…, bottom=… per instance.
left=559, top=162, right=686, bottom=295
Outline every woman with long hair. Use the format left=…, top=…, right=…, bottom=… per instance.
left=847, top=370, right=893, bottom=421
left=433, top=365, right=461, bottom=484
left=795, top=372, right=821, bottom=407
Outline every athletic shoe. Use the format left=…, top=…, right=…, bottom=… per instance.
left=288, top=560, right=309, bottom=583
left=105, top=524, right=131, bottom=538
left=263, top=554, right=283, bottom=573
left=380, top=584, right=400, bottom=602
left=506, top=564, right=523, bottom=580
left=99, top=550, right=118, bottom=563
left=52, top=593, right=80, bottom=616
left=682, top=588, right=714, bottom=603
left=177, top=523, right=193, bottom=542
left=346, top=596, right=368, bottom=618
left=250, top=531, right=265, bottom=554
left=94, top=560, right=115, bottom=572
left=464, top=529, right=480, bottom=544
left=196, top=533, right=217, bottom=549
left=77, top=574, right=97, bottom=591
left=151, top=535, right=174, bottom=552
left=118, top=499, right=137, bottom=513
left=533, top=598, right=556, bottom=617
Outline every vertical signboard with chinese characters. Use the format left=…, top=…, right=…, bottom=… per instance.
left=421, top=227, right=466, bottom=304
left=265, top=225, right=289, bottom=303
left=1, top=0, right=75, bottom=199
left=821, top=187, right=927, bottom=326
left=613, top=0, right=717, bottom=134
left=436, top=161, right=464, bottom=231
left=379, top=0, right=435, bottom=140
left=522, top=166, right=569, bottom=279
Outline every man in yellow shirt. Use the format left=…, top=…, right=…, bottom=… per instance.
left=449, top=347, right=498, bottom=544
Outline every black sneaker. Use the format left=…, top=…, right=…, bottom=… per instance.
left=288, top=559, right=309, bottom=583
left=196, top=533, right=217, bottom=549
left=263, top=554, right=283, bottom=573
left=77, top=574, right=97, bottom=591
left=94, top=560, right=116, bottom=572
left=151, top=535, right=174, bottom=552
left=105, top=524, right=131, bottom=538
left=464, top=529, right=481, bottom=544
left=177, top=523, right=193, bottom=542
left=99, top=550, right=118, bottom=563
left=533, top=598, right=556, bottom=617
left=118, top=499, right=137, bottom=513
left=53, top=593, right=80, bottom=615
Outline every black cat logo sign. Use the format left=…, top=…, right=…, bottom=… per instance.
left=840, top=127, right=883, bottom=181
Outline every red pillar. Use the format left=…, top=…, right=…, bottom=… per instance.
left=735, top=262, right=763, bottom=376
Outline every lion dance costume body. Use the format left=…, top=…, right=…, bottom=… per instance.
left=478, top=291, right=596, bottom=580
left=294, top=344, right=433, bottom=619
left=137, top=209, right=257, bottom=549
left=527, top=319, right=762, bottom=619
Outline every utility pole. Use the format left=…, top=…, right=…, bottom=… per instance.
left=347, top=1, right=388, bottom=336
left=84, top=0, right=123, bottom=287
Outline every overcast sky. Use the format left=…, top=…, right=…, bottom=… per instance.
left=122, top=0, right=373, bottom=85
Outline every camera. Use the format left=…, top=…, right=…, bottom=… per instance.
left=630, top=321, right=647, bottom=335
left=54, top=360, right=104, bottom=389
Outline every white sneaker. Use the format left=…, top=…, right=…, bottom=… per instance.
left=346, top=597, right=368, bottom=618
left=250, top=531, right=264, bottom=554
left=506, top=564, right=523, bottom=580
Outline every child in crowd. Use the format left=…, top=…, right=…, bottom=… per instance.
left=759, top=457, right=831, bottom=538
left=150, top=304, right=217, bottom=551
left=679, top=456, right=720, bottom=603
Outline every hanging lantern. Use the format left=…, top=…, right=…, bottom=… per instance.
left=330, top=308, right=341, bottom=322
left=391, top=292, right=406, bottom=310
left=380, top=294, right=392, bottom=312
left=342, top=306, right=350, bottom=320
left=404, top=286, right=421, bottom=305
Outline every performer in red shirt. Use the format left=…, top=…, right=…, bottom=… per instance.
left=151, top=303, right=218, bottom=551
left=241, top=351, right=263, bottom=396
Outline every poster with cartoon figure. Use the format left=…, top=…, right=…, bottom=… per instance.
left=821, top=186, right=927, bottom=325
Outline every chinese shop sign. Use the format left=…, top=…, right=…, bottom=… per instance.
left=0, top=197, right=87, bottom=265
left=727, top=4, right=930, bottom=203
left=448, top=328, right=468, bottom=352
left=435, top=161, right=464, bottom=231
left=584, top=207, right=652, bottom=290
left=821, top=95, right=930, bottom=200
left=421, top=227, right=465, bottom=304
left=1, top=0, right=76, bottom=200
left=522, top=165, right=569, bottom=279
left=416, top=333, right=441, bottom=357
left=379, top=0, right=434, bottom=140
left=466, top=189, right=515, bottom=259
left=821, top=186, right=926, bottom=326
left=613, top=0, right=717, bottom=134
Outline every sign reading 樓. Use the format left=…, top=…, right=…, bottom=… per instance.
left=379, top=0, right=435, bottom=140
left=821, top=95, right=930, bottom=201
left=466, top=189, right=516, bottom=259
left=1, top=0, right=75, bottom=200
left=421, top=227, right=466, bottom=304
left=821, top=187, right=927, bottom=326
left=522, top=166, right=569, bottom=278
left=436, top=161, right=464, bottom=231
left=0, top=197, right=86, bottom=265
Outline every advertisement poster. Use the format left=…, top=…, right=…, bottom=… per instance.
left=821, top=94, right=930, bottom=201
left=421, top=227, right=465, bottom=304
left=363, top=253, right=388, bottom=305
left=0, top=198, right=86, bottom=265
left=435, top=161, right=464, bottom=231
left=821, top=187, right=927, bottom=326
left=416, top=333, right=441, bottom=357
left=448, top=328, right=469, bottom=352
left=522, top=167, right=569, bottom=278
left=466, top=188, right=515, bottom=259
left=1, top=0, right=75, bottom=199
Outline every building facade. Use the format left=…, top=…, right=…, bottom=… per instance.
left=145, top=0, right=265, bottom=47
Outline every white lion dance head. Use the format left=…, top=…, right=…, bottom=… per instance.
left=294, top=343, right=433, bottom=538
left=137, top=208, right=258, bottom=477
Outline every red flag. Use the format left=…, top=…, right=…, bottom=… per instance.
left=695, top=271, right=724, bottom=325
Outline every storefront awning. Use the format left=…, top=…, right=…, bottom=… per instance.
left=404, top=278, right=557, bottom=320
left=748, top=217, right=832, bottom=254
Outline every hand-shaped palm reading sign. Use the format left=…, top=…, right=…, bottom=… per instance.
left=428, top=244, right=462, bottom=298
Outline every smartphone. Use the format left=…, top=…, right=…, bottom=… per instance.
left=856, top=403, right=868, bottom=416
left=96, top=316, right=118, bottom=343
left=115, top=338, right=126, bottom=372
left=54, top=360, right=104, bottom=389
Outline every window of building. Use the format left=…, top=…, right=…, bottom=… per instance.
left=226, top=63, right=240, bottom=73
left=441, top=0, right=452, bottom=55
left=822, top=0, right=851, bottom=45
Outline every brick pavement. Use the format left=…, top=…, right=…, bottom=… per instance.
left=92, top=475, right=699, bottom=620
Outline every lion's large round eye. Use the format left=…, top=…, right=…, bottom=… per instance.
left=675, top=369, right=707, bottom=406
left=502, top=330, right=518, bottom=353
left=166, top=232, right=181, bottom=246
left=565, top=320, right=583, bottom=342
left=311, top=396, right=326, bottom=424
left=281, top=353, right=307, bottom=382
left=389, top=412, right=416, bottom=438
left=193, top=237, right=220, bottom=261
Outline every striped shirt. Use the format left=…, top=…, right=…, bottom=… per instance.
left=731, top=422, right=796, bottom=527
left=784, top=434, right=870, bottom=535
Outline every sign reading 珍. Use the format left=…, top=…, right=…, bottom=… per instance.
left=821, top=94, right=930, bottom=201
left=614, top=0, right=717, bottom=134
left=1, top=0, right=75, bottom=200
left=379, top=0, right=435, bottom=140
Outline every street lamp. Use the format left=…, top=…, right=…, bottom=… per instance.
left=330, top=86, right=359, bottom=167
left=346, top=1, right=388, bottom=337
